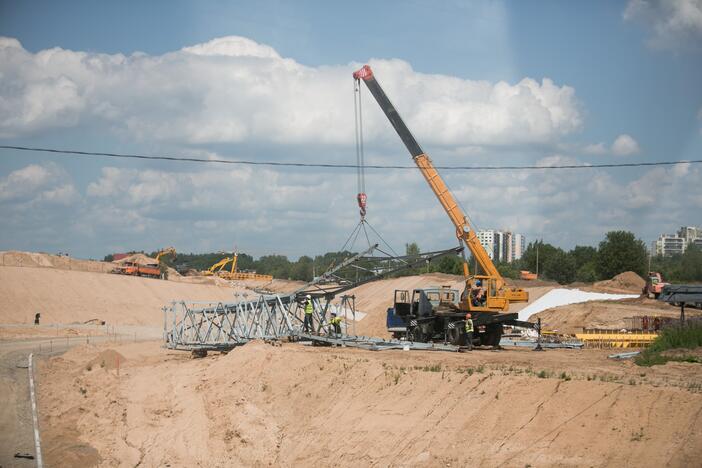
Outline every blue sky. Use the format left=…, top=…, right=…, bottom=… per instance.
left=0, top=0, right=701, bottom=259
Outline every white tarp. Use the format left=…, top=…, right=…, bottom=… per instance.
left=518, top=288, right=638, bottom=322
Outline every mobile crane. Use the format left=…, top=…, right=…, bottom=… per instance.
left=353, top=65, right=529, bottom=346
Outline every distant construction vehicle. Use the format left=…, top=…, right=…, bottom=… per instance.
left=520, top=270, right=538, bottom=281
left=203, top=253, right=273, bottom=281
left=643, top=271, right=669, bottom=299
left=353, top=65, right=530, bottom=346
left=155, top=246, right=176, bottom=263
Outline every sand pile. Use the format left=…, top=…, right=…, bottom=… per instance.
left=593, top=271, right=646, bottom=293
left=113, top=253, right=158, bottom=265
left=38, top=341, right=702, bottom=467
left=0, top=266, right=238, bottom=326
left=87, top=349, right=126, bottom=370
left=0, top=250, right=113, bottom=273
left=530, top=296, right=684, bottom=334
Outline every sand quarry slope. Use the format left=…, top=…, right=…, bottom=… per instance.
left=530, top=297, right=700, bottom=335
left=38, top=340, right=702, bottom=467
left=0, top=266, right=238, bottom=326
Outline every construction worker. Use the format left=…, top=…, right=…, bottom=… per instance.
left=303, top=295, right=314, bottom=333
left=329, top=312, right=343, bottom=336
left=471, top=280, right=485, bottom=307
left=464, top=313, right=474, bottom=349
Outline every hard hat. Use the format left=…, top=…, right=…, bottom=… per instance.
left=306, top=294, right=311, bottom=299
left=465, top=313, right=472, bottom=319
left=331, top=311, right=337, bottom=316
left=475, top=280, right=482, bottom=286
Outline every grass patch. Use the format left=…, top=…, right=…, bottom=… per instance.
left=635, top=323, right=702, bottom=367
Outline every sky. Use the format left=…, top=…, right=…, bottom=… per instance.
left=0, top=0, right=701, bottom=260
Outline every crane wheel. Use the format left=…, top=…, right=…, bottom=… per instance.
left=481, top=324, right=503, bottom=347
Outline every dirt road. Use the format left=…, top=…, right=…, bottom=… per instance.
left=0, top=326, right=161, bottom=467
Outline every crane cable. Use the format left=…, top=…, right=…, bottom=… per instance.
left=353, top=78, right=367, bottom=220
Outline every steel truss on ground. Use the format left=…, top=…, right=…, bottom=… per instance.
left=164, top=245, right=463, bottom=351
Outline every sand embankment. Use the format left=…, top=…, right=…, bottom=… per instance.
left=38, top=340, right=702, bottom=467
left=0, top=266, right=237, bottom=326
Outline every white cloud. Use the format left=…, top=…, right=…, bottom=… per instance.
left=0, top=163, right=77, bottom=204
left=611, top=134, right=640, bottom=156
left=0, top=35, right=582, bottom=147
left=1, top=156, right=701, bottom=259
left=583, top=142, right=607, bottom=155
left=624, top=0, right=702, bottom=51
left=582, top=134, right=640, bottom=156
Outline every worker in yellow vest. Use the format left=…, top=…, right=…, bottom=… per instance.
left=464, top=313, right=474, bottom=350
left=329, top=312, right=343, bottom=336
left=303, top=295, right=314, bottom=333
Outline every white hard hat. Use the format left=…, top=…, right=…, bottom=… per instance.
left=306, top=294, right=311, bottom=299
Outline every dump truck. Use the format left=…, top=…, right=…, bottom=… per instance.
left=353, top=64, right=531, bottom=346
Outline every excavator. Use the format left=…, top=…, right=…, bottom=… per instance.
left=203, top=253, right=273, bottom=281
left=353, top=65, right=529, bottom=346
left=155, top=246, right=176, bottom=263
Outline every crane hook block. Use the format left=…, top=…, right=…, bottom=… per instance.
left=357, top=192, right=367, bottom=218
left=352, top=65, right=373, bottom=81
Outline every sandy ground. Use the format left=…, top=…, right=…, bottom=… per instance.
left=37, top=340, right=702, bottom=467
left=530, top=297, right=701, bottom=334
left=6, top=256, right=702, bottom=466
left=0, top=266, right=243, bottom=326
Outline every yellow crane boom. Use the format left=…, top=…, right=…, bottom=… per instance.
left=353, top=65, right=527, bottom=311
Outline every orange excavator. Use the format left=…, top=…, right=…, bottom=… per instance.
left=353, top=65, right=529, bottom=345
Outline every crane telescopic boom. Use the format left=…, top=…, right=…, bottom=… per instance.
left=353, top=65, right=527, bottom=311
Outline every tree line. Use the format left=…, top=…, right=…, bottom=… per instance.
left=104, top=230, right=701, bottom=285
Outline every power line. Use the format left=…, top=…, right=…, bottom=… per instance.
left=1, top=144, right=700, bottom=171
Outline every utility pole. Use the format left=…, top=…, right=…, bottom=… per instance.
left=535, top=242, right=540, bottom=277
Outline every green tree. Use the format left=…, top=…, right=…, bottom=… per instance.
left=543, top=249, right=577, bottom=284
left=405, top=242, right=420, bottom=256
left=570, top=245, right=597, bottom=271
left=519, top=240, right=559, bottom=276
left=290, top=255, right=313, bottom=281
left=576, top=262, right=598, bottom=283
left=596, top=231, right=647, bottom=279
left=429, top=254, right=464, bottom=275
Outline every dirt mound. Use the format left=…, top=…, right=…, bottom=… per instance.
left=113, top=253, right=158, bottom=266
left=0, top=250, right=113, bottom=273
left=0, top=266, right=238, bottom=326
left=38, top=341, right=702, bottom=467
left=593, top=271, right=645, bottom=293
left=87, top=349, right=125, bottom=370
left=530, top=296, right=690, bottom=334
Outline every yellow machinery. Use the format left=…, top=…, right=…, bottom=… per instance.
left=155, top=246, right=176, bottom=263
left=203, top=254, right=273, bottom=282
left=353, top=65, right=528, bottom=314
left=575, top=329, right=658, bottom=348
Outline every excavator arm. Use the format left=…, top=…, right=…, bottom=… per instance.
left=156, top=246, right=176, bottom=262
left=352, top=65, right=527, bottom=310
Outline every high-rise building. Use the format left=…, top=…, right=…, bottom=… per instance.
left=654, top=226, right=702, bottom=256
left=477, top=229, right=525, bottom=263
left=655, top=234, right=686, bottom=256
left=678, top=226, right=702, bottom=244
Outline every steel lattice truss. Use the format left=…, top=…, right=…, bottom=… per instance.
left=164, top=245, right=463, bottom=351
